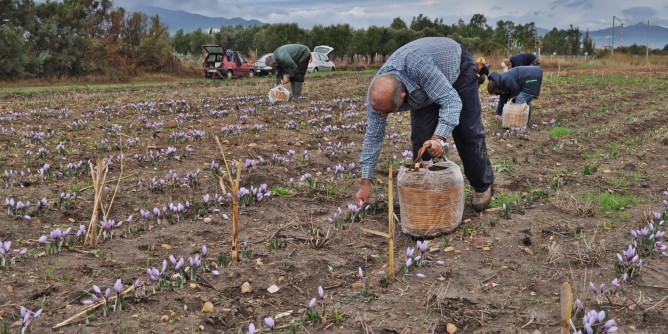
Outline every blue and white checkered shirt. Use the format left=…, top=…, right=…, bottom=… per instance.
left=360, top=37, right=462, bottom=179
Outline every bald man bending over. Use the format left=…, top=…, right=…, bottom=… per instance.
left=356, top=37, right=494, bottom=212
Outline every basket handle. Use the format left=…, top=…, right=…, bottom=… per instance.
left=412, top=142, right=447, bottom=170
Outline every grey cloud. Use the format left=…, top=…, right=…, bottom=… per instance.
left=550, top=0, right=594, bottom=11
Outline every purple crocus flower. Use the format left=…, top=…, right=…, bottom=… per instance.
left=113, top=279, right=123, bottom=294
left=249, top=323, right=256, bottom=334
left=93, top=285, right=102, bottom=295
left=201, top=245, right=207, bottom=257
left=308, top=297, right=317, bottom=309
left=134, top=278, right=142, bottom=289
left=38, top=235, right=47, bottom=244
left=264, top=317, right=275, bottom=329
left=175, top=258, right=184, bottom=271
left=318, top=286, right=324, bottom=300
left=358, top=267, right=364, bottom=280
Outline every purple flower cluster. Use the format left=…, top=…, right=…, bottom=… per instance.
left=20, top=306, right=43, bottom=331
left=5, top=197, right=31, bottom=219
left=570, top=300, right=618, bottom=334
left=1, top=241, right=23, bottom=269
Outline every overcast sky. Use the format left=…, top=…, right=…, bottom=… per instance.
left=114, top=0, right=668, bottom=30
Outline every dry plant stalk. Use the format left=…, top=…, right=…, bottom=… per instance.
left=560, top=282, right=573, bottom=334
left=214, top=135, right=241, bottom=264
left=85, top=160, right=108, bottom=248
left=388, top=165, right=395, bottom=281
left=52, top=285, right=136, bottom=329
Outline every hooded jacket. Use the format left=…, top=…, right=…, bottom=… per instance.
left=509, top=53, right=537, bottom=67
left=489, top=66, right=543, bottom=115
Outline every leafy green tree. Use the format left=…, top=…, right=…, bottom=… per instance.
left=0, top=25, right=28, bottom=79
left=582, top=28, right=594, bottom=55
left=173, top=29, right=190, bottom=54
left=390, top=17, right=407, bottom=30
left=566, top=25, right=581, bottom=55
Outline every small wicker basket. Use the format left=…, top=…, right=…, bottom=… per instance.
left=397, top=145, right=465, bottom=238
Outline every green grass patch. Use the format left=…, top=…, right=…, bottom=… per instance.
left=550, top=127, right=573, bottom=138
left=271, top=186, right=293, bottom=196
left=583, top=191, right=640, bottom=213
left=491, top=191, right=522, bottom=208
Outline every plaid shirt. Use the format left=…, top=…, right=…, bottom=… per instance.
left=360, top=37, right=462, bottom=178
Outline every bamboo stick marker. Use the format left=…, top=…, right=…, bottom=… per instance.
left=560, top=281, right=573, bottom=334
left=214, top=135, right=241, bottom=264
left=388, top=165, right=395, bottom=281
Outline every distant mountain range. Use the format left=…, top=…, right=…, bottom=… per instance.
left=131, top=6, right=668, bottom=49
left=587, top=22, right=668, bottom=49
left=129, top=5, right=263, bottom=34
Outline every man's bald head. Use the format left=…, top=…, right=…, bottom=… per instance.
left=369, top=73, right=405, bottom=115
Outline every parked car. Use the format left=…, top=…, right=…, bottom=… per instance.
left=253, top=53, right=276, bottom=76
left=201, top=45, right=256, bottom=79
left=307, top=45, right=335, bottom=73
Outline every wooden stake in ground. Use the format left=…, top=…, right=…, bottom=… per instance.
left=388, top=165, right=395, bottom=281
left=560, top=281, right=573, bottom=334
left=214, top=135, right=242, bottom=264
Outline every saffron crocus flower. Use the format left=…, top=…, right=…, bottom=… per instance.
left=201, top=245, right=208, bottom=257
left=249, top=323, right=256, bottom=334
left=134, top=278, right=142, bottom=289
left=212, top=270, right=220, bottom=276
left=318, top=286, right=324, bottom=300
left=76, top=225, right=86, bottom=238
left=308, top=297, right=317, bottom=309
left=38, top=235, right=47, bottom=244
left=358, top=267, right=364, bottom=280
left=264, top=317, right=275, bottom=329
left=416, top=273, right=426, bottom=278
left=175, top=258, right=184, bottom=271
left=114, top=279, right=123, bottom=294
left=406, top=247, right=414, bottom=258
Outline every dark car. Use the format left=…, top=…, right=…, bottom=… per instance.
left=201, top=45, right=256, bottom=79
left=253, top=53, right=276, bottom=76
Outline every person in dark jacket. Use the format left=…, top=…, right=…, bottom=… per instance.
left=487, top=66, right=543, bottom=121
left=476, top=57, right=490, bottom=85
left=501, top=53, right=538, bottom=71
left=265, top=44, right=311, bottom=100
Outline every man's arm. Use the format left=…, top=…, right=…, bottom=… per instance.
left=359, top=98, right=388, bottom=179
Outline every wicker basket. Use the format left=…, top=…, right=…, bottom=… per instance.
left=397, top=147, right=465, bottom=238
left=501, top=101, right=529, bottom=129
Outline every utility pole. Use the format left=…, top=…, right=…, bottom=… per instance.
left=620, top=23, right=624, bottom=47
left=646, top=20, right=650, bottom=63
left=506, top=27, right=513, bottom=56
left=612, top=16, right=615, bottom=55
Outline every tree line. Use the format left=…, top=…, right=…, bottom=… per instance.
left=0, top=0, right=659, bottom=81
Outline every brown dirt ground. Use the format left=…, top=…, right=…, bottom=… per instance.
left=0, top=66, right=667, bottom=334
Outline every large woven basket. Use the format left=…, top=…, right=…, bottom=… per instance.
left=501, top=101, right=529, bottom=129
left=397, top=147, right=465, bottom=238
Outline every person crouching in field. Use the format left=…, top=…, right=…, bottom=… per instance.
left=265, top=44, right=311, bottom=101
left=487, top=66, right=543, bottom=122
left=501, top=52, right=538, bottom=72
left=355, top=37, right=495, bottom=212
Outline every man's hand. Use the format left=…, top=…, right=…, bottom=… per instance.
left=282, top=74, right=290, bottom=85
left=425, top=139, right=445, bottom=159
left=355, top=179, right=372, bottom=204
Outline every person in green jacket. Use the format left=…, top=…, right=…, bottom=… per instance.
left=265, top=44, right=311, bottom=100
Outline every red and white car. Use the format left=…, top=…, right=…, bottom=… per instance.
left=201, top=45, right=256, bottom=79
